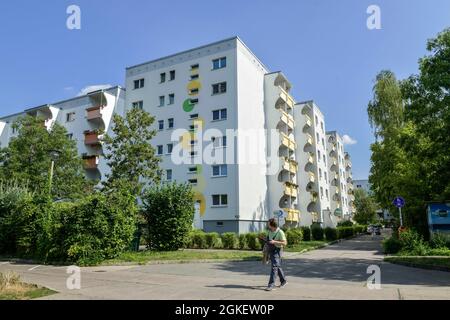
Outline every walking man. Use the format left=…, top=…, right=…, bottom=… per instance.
left=265, top=218, right=288, bottom=291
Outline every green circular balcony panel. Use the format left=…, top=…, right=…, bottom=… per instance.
left=183, top=99, right=195, bottom=113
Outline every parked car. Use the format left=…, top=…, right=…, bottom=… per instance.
left=367, top=225, right=374, bottom=234
left=374, top=226, right=381, bottom=235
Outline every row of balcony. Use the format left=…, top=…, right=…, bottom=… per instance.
left=283, top=208, right=300, bottom=223
left=280, top=132, right=297, bottom=151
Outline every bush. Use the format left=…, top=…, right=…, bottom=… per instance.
left=192, top=231, right=207, bottom=249
left=142, top=183, right=195, bottom=251
left=430, top=233, right=450, bottom=249
left=311, top=224, right=324, bottom=241
left=383, top=237, right=402, bottom=254
left=286, top=228, right=303, bottom=246
left=427, top=248, right=450, bottom=256
left=337, top=220, right=354, bottom=227
left=238, top=234, right=247, bottom=250
left=324, top=227, right=338, bottom=241
left=399, top=229, right=429, bottom=256
left=258, top=232, right=267, bottom=247
left=353, top=225, right=366, bottom=234
left=246, top=233, right=261, bottom=251
left=221, top=233, right=238, bottom=249
left=301, top=226, right=311, bottom=241
left=337, top=226, right=354, bottom=239
left=205, top=232, right=220, bottom=249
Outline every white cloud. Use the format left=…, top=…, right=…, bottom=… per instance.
left=77, top=84, right=112, bottom=96
left=342, top=134, right=357, bottom=145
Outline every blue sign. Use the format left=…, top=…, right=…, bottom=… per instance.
left=275, top=210, right=284, bottom=218
left=393, top=197, right=405, bottom=208
left=427, top=203, right=450, bottom=233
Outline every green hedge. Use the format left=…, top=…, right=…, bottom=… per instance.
left=246, top=233, right=261, bottom=250
left=301, top=226, right=311, bottom=241
left=324, top=227, right=338, bottom=241
left=286, top=228, right=303, bottom=246
left=238, top=234, right=247, bottom=249
left=221, top=232, right=238, bottom=249
left=205, top=232, right=220, bottom=249
left=382, top=237, right=402, bottom=254
left=311, top=224, right=324, bottom=241
left=337, top=226, right=354, bottom=239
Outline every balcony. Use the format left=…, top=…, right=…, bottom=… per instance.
left=307, top=153, right=315, bottom=165
left=282, top=158, right=298, bottom=174
left=347, top=177, right=353, bottom=184
left=346, top=162, right=352, bottom=170
left=280, top=110, right=295, bottom=130
left=304, top=114, right=312, bottom=130
left=278, top=87, right=295, bottom=109
left=83, top=156, right=99, bottom=170
left=308, top=173, right=315, bottom=183
left=280, top=132, right=296, bottom=151
left=84, top=131, right=102, bottom=146
left=86, top=106, right=104, bottom=121
left=283, top=208, right=300, bottom=223
left=283, top=182, right=298, bottom=198
left=305, top=134, right=314, bottom=147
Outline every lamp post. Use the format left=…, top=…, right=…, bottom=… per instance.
left=48, top=150, right=61, bottom=195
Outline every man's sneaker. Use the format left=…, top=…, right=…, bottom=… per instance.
left=280, top=281, right=288, bottom=288
left=265, top=286, right=276, bottom=291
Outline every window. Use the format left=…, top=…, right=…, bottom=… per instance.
left=189, top=88, right=199, bottom=95
left=169, top=94, right=175, bottom=105
left=191, top=64, right=199, bottom=70
left=134, top=78, right=145, bottom=89
left=212, top=57, right=227, bottom=70
left=160, top=73, right=166, bottom=83
left=159, top=96, right=165, bottom=107
left=66, top=112, right=75, bottom=122
left=168, top=118, right=174, bottom=129
left=216, top=222, right=224, bottom=227
left=212, top=82, right=227, bottom=95
left=325, top=172, right=328, bottom=182
left=132, top=101, right=143, bottom=110
left=188, top=179, right=198, bottom=185
left=167, top=144, right=173, bottom=154
left=157, top=145, right=163, bottom=155
left=318, top=150, right=321, bottom=162
left=319, top=168, right=322, bottom=179
left=320, top=187, right=324, bottom=199
left=212, top=194, right=228, bottom=206
left=315, top=115, right=318, bottom=124
left=316, top=133, right=320, bottom=143
left=190, top=98, right=199, bottom=104
left=158, top=120, right=164, bottom=131
left=322, top=138, right=325, bottom=148
left=166, top=169, right=172, bottom=181
left=66, top=133, right=73, bottom=140
left=321, top=122, right=324, bottom=132
left=212, top=108, right=227, bottom=121
left=190, top=74, right=199, bottom=80
left=212, top=136, right=227, bottom=148
left=190, top=113, right=199, bottom=119
left=188, top=166, right=198, bottom=174
left=212, top=164, right=227, bottom=177
left=170, top=70, right=176, bottom=81
left=323, top=155, right=326, bottom=163
left=326, top=189, right=329, bottom=200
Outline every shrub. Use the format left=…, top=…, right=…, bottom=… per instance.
left=427, top=248, right=450, bottom=256
left=258, top=232, right=267, bottom=247
left=382, top=237, right=402, bottom=254
left=246, top=233, right=261, bottom=251
left=301, top=226, right=311, bottom=241
left=213, top=237, right=223, bottom=249
left=221, top=233, right=238, bottom=249
left=205, top=232, right=220, bottom=249
left=353, top=225, right=366, bottom=234
left=142, top=183, right=195, bottom=251
left=238, top=234, right=247, bottom=250
left=430, top=233, right=450, bottom=249
left=337, top=220, right=354, bottom=227
left=286, top=228, right=303, bottom=246
left=311, top=224, right=324, bottom=241
left=324, top=227, right=338, bottom=241
left=399, top=229, right=429, bottom=255
left=337, top=226, right=354, bottom=239
left=192, top=231, right=207, bottom=249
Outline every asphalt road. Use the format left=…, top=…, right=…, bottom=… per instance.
left=1, top=232, right=449, bottom=300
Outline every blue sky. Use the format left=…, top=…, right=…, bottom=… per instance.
left=0, top=0, right=449, bottom=179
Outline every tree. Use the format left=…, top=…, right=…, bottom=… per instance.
left=142, top=182, right=195, bottom=251
left=0, top=115, right=89, bottom=199
left=102, top=108, right=161, bottom=196
left=352, top=189, right=378, bottom=225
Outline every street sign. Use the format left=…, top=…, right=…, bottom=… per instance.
left=275, top=210, right=285, bottom=218
left=393, top=196, right=405, bottom=208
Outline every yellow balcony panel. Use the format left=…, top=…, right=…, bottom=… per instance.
left=309, top=173, right=315, bottom=183
left=283, top=208, right=300, bottom=222
left=307, top=155, right=314, bottom=164
left=280, top=111, right=295, bottom=130
left=280, top=132, right=296, bottom=151
left=279, top=87, right=295, bottom=109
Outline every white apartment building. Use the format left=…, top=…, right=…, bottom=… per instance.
left=0, top=86, right=126, bottom=181
left=1, top=36, right=356, bottom=232
left=326, top=131, right=354, bottom=219
left=295, top=101, right=334, bottom=227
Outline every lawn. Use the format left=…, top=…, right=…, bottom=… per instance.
left=104, top=249, right=262, bottom=265
left=0, top=272, right=56, bottom=300
left=385, top=256, right=450, bottom=271
left=285, top=241, right=329, bottom=252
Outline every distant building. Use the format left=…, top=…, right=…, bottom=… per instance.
left=353, top=179, right=393, bottom=222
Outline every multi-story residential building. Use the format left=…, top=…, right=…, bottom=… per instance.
left=1, top=36, right=357, bottom=232
left=326, top=131, right=352, bottom=220
left=353, top=179, right=394, bottom=221
left=344, top=152, right=356, bottom=216
left=295, top=101, right=333, bottom=227
left=0, top=86, right=126, bottom=181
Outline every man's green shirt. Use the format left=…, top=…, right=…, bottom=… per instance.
left=267, top=228, right=287, bottom=248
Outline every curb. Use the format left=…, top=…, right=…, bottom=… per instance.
left=384, top=258, right=450, bottom=272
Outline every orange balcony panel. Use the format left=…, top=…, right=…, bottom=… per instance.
left=84, top=132, right=101, bottom=145
left=86, top=106, right=103, bottom=120
left=83, top=156, right=99, bottom=170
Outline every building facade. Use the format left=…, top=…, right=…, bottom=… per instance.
left=1, top=37, right=356, bottom=232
